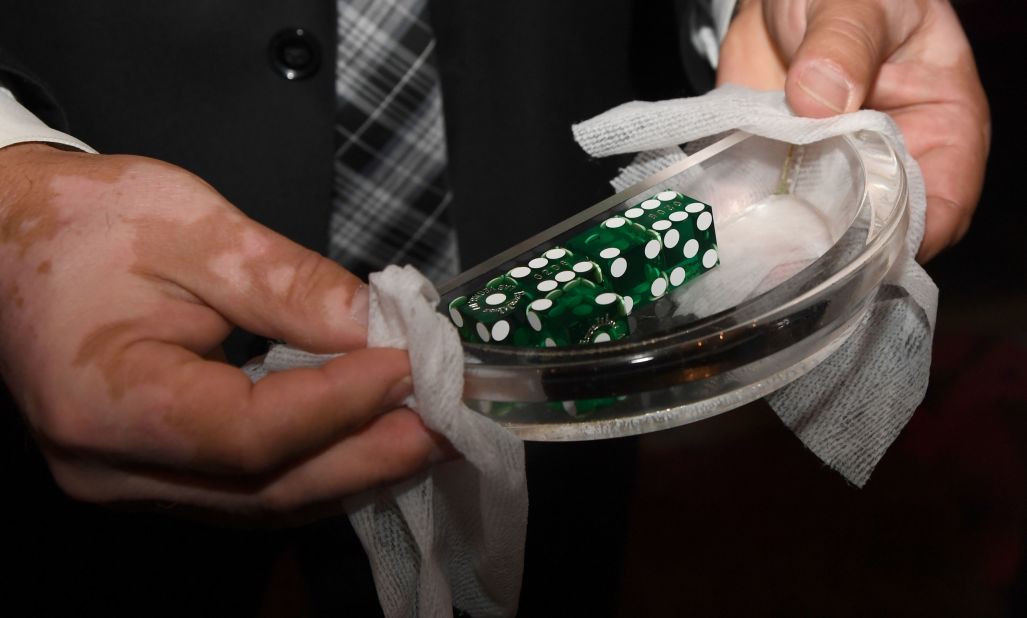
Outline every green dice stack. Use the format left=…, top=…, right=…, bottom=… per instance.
left=450, top=249, right=630, bottom=347
left=448, top=189, right=718, bottom=349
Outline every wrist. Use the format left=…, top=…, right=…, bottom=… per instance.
left=0, top=140, right=67, bottom=164
left=0, top=141, right=68, bottom=179
left=0, top=142, right=72, bottom=226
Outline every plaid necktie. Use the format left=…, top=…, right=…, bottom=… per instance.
left=329, top=0, right=459, bottom=284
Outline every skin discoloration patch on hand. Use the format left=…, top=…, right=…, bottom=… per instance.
left=125, top=208, right=368, bottom=351
left=267, top=264, right=299, bottom=298
left=130, top=210, right=282, bottom=299
left=0, top=193, right=63, bottom=258
left=73, top=319, right=149, bottom=401
left=0, top=146, right=127, bottom=257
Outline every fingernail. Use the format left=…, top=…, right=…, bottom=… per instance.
left=349, top=284, right=369, bottom=328
left=384, top=376, right=413, bottom=408
left=798, top=62, right=851, bottom=113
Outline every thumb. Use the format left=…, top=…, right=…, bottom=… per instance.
left=152, top=210, right=370, bottom=353
left=780, top=0, right=923, bottom=117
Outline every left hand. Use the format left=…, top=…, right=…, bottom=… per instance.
left=717, top=0, right=990, bottom=262
left=0, top=144, right=451, bottom=523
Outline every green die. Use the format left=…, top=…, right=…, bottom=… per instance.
left=447, top=296, right=476, bottom=342
left=521, top=297, right=561, bottom=349
left=624, top=190, right=720, bottom=288
left=566, top=216, right=667, bottom=306
left=525, top=279, right=629, bottom=346
left=507, top=246, right=603, bottom=295
left=447, top=275, right=534, bottom=344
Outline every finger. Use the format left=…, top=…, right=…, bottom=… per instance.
left=716, top=0, right=788, bottom=90
left=911, top=141, right=982, bottom=262
left=60, top=323, right=414, bottom=475
left=257, top=409, right=456, bottom=520
left=46, top=408, right=452, bottom=521
left=919, top=196, right=970, bottom=263
left=778, top=0, right=926, bottom=116
left=137, top=208, right=370, bottom=353
left=885, top=95, right=988, bottom=263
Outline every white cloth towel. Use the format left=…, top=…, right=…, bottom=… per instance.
left=246, top=265, right=526, bottom=618
left=572, top=84, right=938, bottom=486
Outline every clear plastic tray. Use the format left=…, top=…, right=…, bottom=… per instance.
left=438, top=130, right=909, bottom=441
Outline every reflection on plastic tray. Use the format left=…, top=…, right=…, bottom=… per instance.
left=439, top=131, right=909, bottom=441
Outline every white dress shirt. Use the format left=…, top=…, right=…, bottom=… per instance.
left=0, top=86, right=94, bottom=152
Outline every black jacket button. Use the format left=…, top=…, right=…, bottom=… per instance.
left=269, top=28, right=321, bottom=80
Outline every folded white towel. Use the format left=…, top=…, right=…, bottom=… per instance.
left=246, top=265, right=527, bottom=618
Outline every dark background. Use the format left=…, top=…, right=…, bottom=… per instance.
left=614, top=1, right=1027, bottom=615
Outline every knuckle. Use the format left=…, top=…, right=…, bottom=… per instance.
left=113, top=154, right=192, bottom=183
left=819, top=9, right=883, bottom=60
left=284, top=249, right=339, bottom=309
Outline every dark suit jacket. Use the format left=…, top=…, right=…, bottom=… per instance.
left=0, top=1, right=700, bottom=615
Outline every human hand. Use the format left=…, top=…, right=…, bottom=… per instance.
left=718, top=0, right=990, bottom=262
left=0, top=143, right=449, bottom=521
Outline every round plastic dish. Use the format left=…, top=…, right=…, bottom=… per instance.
left=438, top=130, right=909, bottom=441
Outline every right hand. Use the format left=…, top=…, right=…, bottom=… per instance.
left=718, top=0, right=990, bottom=262
left=0, top=143, right=449, bottom=522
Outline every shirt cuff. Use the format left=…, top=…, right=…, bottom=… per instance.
left=0, top=86, right=96, bottom=153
